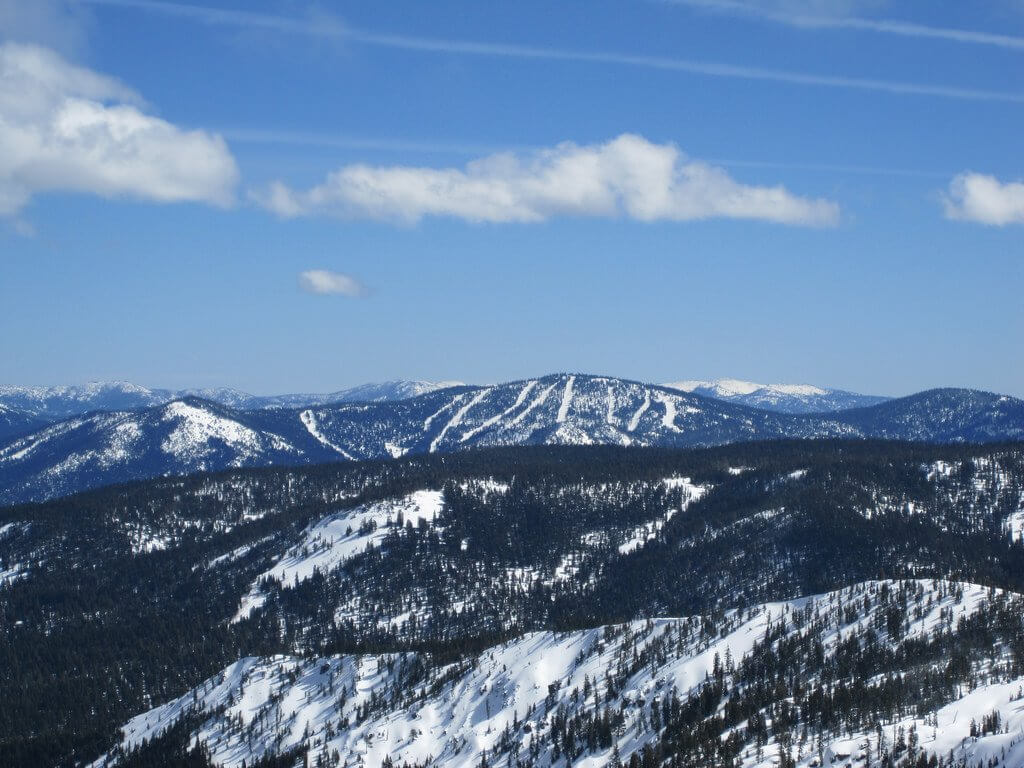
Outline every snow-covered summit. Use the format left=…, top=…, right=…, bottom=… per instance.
left=670, top=378, right=829, bottom=398
left=665, top=377, right=887, bottom=413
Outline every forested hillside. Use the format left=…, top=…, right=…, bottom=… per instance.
left=2, top=441, right=1024, bottom=765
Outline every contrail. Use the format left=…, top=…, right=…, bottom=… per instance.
left=660, top=0, right=1024, bottom=51
left=224, top=128, right=949, bottom=179
left=82, top=0, right=1024, bottom=103
left=220, top=129, right=509, bottom=156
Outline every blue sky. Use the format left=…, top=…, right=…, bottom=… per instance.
left=0, top=0, right=1021, bottom=397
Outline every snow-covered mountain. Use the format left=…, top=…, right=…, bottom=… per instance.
left=0, top=397, right=338, bottom=504
left=665, top=378, right=888, bottom=413
left=95, top=580, right=1024, bottom=768
left=1, top=374, right=1022, bottom=505
left=0, top=379, right=464, bottom=423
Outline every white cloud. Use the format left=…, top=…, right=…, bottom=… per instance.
left=298, top=270, right=366, bottom=297
left=254, top=134, right=840, bottom=228
left=0, top=42, right=238, bottom=216
left=943, top=173, right=1024, bottom=226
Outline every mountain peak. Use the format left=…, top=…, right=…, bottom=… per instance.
left=664, top=377, right=884, bottom=413
left=666, top=378, right=829, bottom=397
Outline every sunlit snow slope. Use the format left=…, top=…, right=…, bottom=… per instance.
left=97, top=580, right=1024, bottom=768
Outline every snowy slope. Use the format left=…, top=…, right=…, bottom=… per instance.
left=0, top=402, right=44, bottom=442
left=665, top=378, right=889, bottom=413
left=96, top=580, right=1024, bottom=768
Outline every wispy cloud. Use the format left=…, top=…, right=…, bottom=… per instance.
left=0, top=0, right=92, bottom=55
left=943, top=172, right=1024, bottom=226
left=298, top=270, right=367, bottom=297
left=254, top=134, right=840, bottom=227
left=81, top=0, right=1024, bottom=103
left=0, top=42, right=238, bottom=216
left=661, top=0, right=1024, bottom=50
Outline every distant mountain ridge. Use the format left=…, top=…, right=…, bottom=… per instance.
left=1, top=373, right=1022, bottom=505
left=0, top=379, right=464, bottom=422
left=665, top=377, right=889, bottom=413
left=0, top=376, right=885, bottom=425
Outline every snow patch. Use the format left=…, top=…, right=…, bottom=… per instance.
left=627, top=391, right=650, bottom=432
left=556, top=375, right=575, bottom=423
left=233, top=490, right=445, bottom=622
left=653, top=391, right=680, bottom=432
left=618, top=479, right=708, bottom=554
left=299, top=409, right=354, bottom=459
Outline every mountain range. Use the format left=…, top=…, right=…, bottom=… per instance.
left=1, top=373, right=1022, bottom=505
left=0, top=377, right=876, bottom=442
left=0, top=380, right=463, bottom=430
left=0, top=376, right=893, bottom=445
